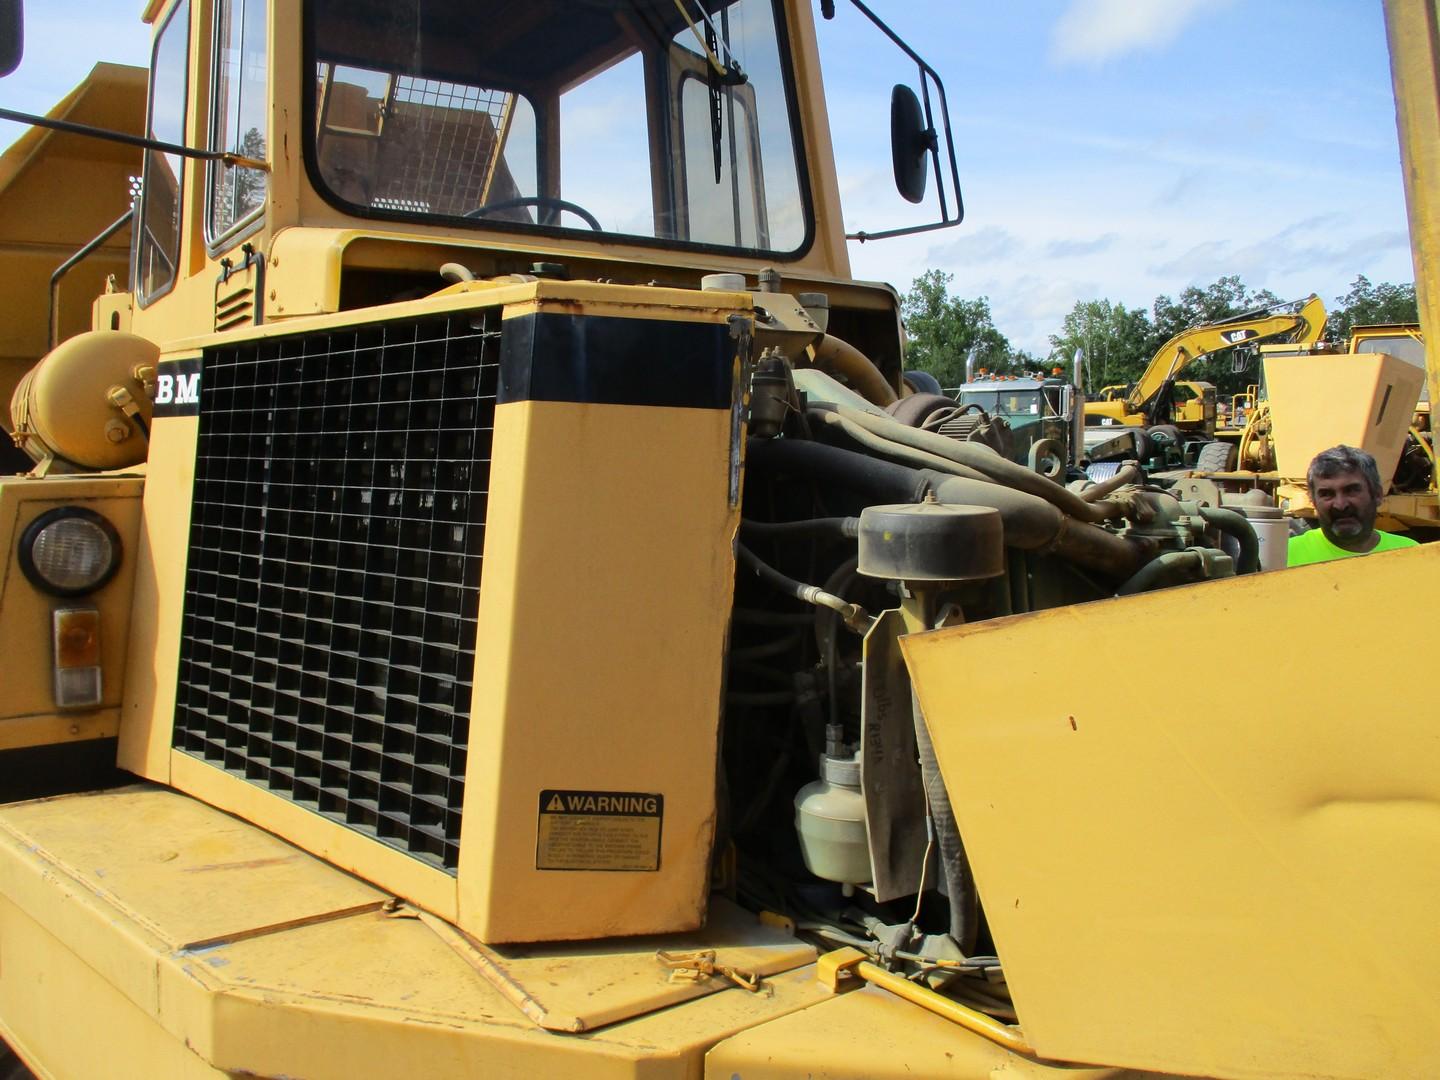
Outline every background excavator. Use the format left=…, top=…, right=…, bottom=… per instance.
left=1083, top=294, right=1328, bottom=466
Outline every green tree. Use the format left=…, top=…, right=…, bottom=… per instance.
left=1048, top=298, right=1153, bottom=393
left=1326, top=275, right=1418, bottom=343
left=1148, top=275, right=1279, bottom=349
left=1147, top=276, right=1283, bottom=396
left=900, top=270, right=1013, bottom=387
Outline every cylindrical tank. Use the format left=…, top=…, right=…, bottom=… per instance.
left=794, top=752, right=870, bottom=887
left=1236, top=504, right=1289, bottom=571
left=11, top=331, right=157, bottom=470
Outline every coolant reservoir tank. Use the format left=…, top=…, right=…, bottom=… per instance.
left=795, top=748, right=870, bottom=886
left=11, top=330, right=157, bottom=470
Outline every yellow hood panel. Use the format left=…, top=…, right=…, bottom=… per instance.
left=901, top=545, right=1440, bottom=1079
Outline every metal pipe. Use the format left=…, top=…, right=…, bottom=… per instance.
left=807, top=335, right=898, bottom=407
left=48, top=207, right=133, bottom=349
left=854, top=959, right=1036, bottom=1056
left=0, top=107, right=269, bottom=170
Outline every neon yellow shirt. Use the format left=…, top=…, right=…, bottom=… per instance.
left=1287, top=527, right=1418, bottom=567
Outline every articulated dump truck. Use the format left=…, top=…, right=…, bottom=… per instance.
left=1, top=1, right=1438, bottom=1077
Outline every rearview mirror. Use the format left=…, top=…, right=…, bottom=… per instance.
left=0, top=0, right=21, bottom=78
left=890, top=84, right=930, bottom=204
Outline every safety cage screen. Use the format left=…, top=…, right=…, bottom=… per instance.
left=171, top=311, right=500, bottom=871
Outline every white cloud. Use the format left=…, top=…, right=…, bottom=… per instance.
left=1050, top=0, right=1230, bottom=67
left=1147, top=214, right=1414, bottom=286
left=926, top=226, right=1023, bottom=264
left=1046, top=233, right=1118, bottom=258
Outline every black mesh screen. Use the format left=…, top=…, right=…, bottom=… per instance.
left=173, top=310, right=500, bottom=871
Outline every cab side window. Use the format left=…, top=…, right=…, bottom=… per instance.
left=208, top=0, right=268, bottom=242
left=137, top=0, right=191, bottom=304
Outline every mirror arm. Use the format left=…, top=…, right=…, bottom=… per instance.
left=838, top=0, right=964, bottom=240
left=0, top=106, right=272, bottom=170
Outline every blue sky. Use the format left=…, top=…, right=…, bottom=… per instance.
left=818, top=1, right=1414, bottom=353
left=1, top=1, right=1415, bottom=354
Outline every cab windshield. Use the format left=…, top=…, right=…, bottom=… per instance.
left=306, top=0, right=810, bottom=255
left=960, top=389, right=1044, bottom=418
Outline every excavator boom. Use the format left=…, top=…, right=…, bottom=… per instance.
left=1123, top=294, right=1328, bottom=415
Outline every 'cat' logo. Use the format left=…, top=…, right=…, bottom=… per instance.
left=1221, top=329, right=1256, bottom=344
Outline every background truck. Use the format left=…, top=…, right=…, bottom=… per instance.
left=0, top=2, right=1435, bottom=1079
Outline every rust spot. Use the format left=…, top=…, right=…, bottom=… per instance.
left=1069, top=716, right=1077, bottom=730
left=182, top=855, right=300, bottom=874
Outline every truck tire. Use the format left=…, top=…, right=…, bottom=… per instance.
left=1146, top=424, right=1182, bottom=448
left=1195, top=440, right=1237, bottom=472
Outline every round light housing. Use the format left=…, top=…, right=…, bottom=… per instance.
left=18, top=507, right=122, bottom=596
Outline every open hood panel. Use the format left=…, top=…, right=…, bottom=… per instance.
left=901, top=545, right=1440, bottom=1079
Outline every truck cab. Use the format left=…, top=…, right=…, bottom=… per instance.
left=108, top=0, right=931, bottom=371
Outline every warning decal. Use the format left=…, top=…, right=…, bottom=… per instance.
left=536, top=789, right=664, bottom=872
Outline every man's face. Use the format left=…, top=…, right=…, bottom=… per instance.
left=1312, top=468, right=1379, bottom=548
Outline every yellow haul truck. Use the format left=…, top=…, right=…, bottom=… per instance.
left=0, top=2, right=1437, bottom=1079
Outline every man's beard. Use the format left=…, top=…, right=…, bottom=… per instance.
left=1323, top=507, right=1375, bottom=543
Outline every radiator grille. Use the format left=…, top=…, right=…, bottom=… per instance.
left=172, top=310, right=500, bottom=871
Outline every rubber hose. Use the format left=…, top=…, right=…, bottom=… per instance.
left=808, top=404, right=1125, bottom=523
left=1197, top=506, right=1260, bottom=574
left=735, top=542, right=867, bottom=628
left=746, top=437, right=933, bottom=506
left=1079, top=462, right=1141, bottom=502
left=740, top=516, right=860, bottom=538
left=1114, top=549, right=1207, bottom=596
left=746, top=439, right=1146, bottom=579
left=809, top=409, right=993, bottom=481
left=911, top=688, right=977, bottom=952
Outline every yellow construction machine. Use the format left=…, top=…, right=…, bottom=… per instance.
left=1174, top=322, right=1436, bottom=535
left=1083, top=294, right=1328, bottom=461
left=0, top=2, right=1437, bottom=1079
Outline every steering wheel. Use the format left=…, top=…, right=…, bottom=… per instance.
left=464, top=196, right=603, bottom=231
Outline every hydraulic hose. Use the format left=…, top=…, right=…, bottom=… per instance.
left=735, top=542, right=872, bottom=633
left=1197, top=505, right=1260, bottom=574
left=912, top=689, right=977, bottom=952
left=807, top=403, right=1125, bottom=523
left=746, top=439, right=1145, bottom=579
left=1114, top=549, right=1208, bottom=596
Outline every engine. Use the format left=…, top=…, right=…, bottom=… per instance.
left=722, top=349, right=1253, bottom=1002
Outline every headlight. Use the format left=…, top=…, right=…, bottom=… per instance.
left=18, top=506, right=122, bottom=596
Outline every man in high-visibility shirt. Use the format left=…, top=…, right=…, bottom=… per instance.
left=1288, top=444, right=1418, bottom=566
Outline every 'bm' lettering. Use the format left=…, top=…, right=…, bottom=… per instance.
left=155, top=371, right=200, bottom=405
